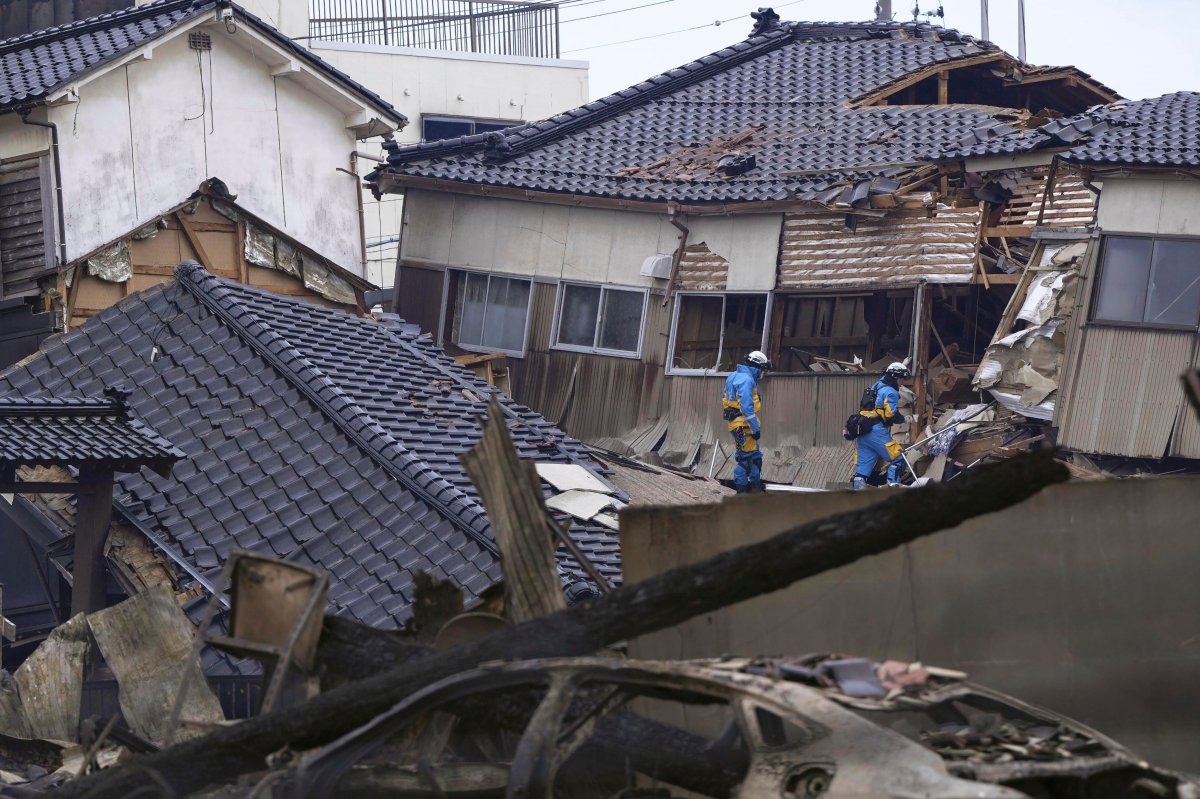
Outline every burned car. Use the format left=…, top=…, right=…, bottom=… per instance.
left=280, top=655, right=1198, bottom=799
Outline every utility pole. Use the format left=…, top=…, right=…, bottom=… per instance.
left=980, top=0, right=989, bottom=40
left=875, top=0, right=892, bottom=21
left=1017, top=0, right=1027, bottom=61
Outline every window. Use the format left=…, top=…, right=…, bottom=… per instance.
left=553, top=282, right=647, bottom=357
left=1094, top=235, right=1200, bottom=327
left=670, top=293, right=769, bottom=373
left=422, top=116, right=517, bottom=141
left=774, top=292, right=914, bottom=372
left=447, top=270, right=532, bottom=355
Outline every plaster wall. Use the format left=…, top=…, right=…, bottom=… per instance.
left=401, top=190, right=682, bottom=289
left=38, top=24, right=362, bottom=272
left=1097, top=175, right=1200, bottom=236
left=0, top=114, right=49, bottom=161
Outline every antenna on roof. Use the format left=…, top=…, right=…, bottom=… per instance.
left=1017, top=0, right=1027, bottom=61
left=874, top=0, right=892, bottom=22
left=980, top=0, right=989, bottom=40
left=911, top=1, right=944, bottom=23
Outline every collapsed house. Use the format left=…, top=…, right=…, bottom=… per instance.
left=369, top=10, right=1117, bottom=488
left=940, top=91, right=1200, bottom=468
left=0, top=262, right=707, bottom=672
left=0, top=0, right=405, bottom=367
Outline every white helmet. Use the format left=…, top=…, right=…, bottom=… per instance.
left=885, top=361, right=911, bottom=378
left=746, top=350, right=772, bottom=370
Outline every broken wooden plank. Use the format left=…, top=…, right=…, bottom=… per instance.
left=87, top=586, right=224, bottom=743
left=59, top=451, right=1069, bottom=799
left=461, top=401, right=566, bottom=623
left=0, top=670, right=30, bottom=739
left=15, top=613, right=89, bottom=741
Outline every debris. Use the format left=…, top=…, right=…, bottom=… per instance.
left=544, top=489, right=623, bottom=521
left=87, top=586, right=223, bottom=743
left=534, top=463, right=612, bottom=494
left=85, top=241, right=132, bottom=284
left=13, top=614, right=88, bottom=742
left=58, top=451, right=1067, bottom=799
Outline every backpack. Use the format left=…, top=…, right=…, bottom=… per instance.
left=843, top=382, right=881, bottom=440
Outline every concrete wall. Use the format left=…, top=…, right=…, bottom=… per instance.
left=621, top=476, right=1200, bottom=772
left=34, top=23, right=364, bottom=274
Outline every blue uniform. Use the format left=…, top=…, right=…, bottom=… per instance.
left=722, top=364, right=763, bottom=491
left=852, top=377, right=904, bottom=490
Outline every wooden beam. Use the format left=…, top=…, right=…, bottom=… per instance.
left=937, top=70, right=948, bottom=104
left=174, top=212, right=215, bottom=271
left=983, top=225, right=1036, bottom=238
left=235, top=220, right=250, bottom=285
left=977, top=272, right=1022, bottom=285
left=848, top=52, right=1007, bottom=108
left=71, top=470, right=114, bottom=617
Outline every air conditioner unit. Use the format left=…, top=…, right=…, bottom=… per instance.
left=640, top=253, right=673, bottom=280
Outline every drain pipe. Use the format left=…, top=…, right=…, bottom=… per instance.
left=662, top=203, right=689, bottom=307
left=17, top=107, right=67, bottom=268
left=339, top=150, right=385, bottom=280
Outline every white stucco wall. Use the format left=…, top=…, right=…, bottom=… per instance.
left=41, top=22, right=364, bottom=273
left=402, top=190, right=683, bottom=288
left=686, top=214, right=783, bottom=291
left=1097, top=176, right=1200, bottom=237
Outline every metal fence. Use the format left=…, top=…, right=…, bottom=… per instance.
left=308, top=0, right=560, bottom=58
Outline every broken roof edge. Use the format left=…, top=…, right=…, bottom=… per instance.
left=63, top=179, right=377, bottom=296
left=171, top=262, right=501, bottom=558
left=0, top=0, right=406, bottom=128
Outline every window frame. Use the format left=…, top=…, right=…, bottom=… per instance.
left=439, top=267, right=535, bottom=358
left=666, top=291, right=774, bottom=376
left=1090, top=232, right=1200, bottom=331
left=420, top=114, right=523, bottom=142
left=549, top=280, right=649, bottom=360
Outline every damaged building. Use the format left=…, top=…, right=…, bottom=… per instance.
left=943, top=90, right=1200, bottom=470
left=370, top=10, right=1118, bottom=488
left=0, top=0, right=405, bottom=366
left=0, top=261, right=706, bottom=674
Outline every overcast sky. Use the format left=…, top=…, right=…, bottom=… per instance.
left=558, top=0, right=1200, bottom=102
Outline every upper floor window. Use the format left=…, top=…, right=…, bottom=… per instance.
left=422, top=116, right=516, bottom=142
left=553, top=282, right=647, bottom=358
left=1094, top=236, right=1200, bottom=328
left=669, top=293, right=769, bottom=374
left=446, top=270, right=532, bottom=356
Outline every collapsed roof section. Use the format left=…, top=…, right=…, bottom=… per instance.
left=370, top=15, right=1116, bottom=209
left=945, top=92, right=1200, bottom=169
left=0, top=0, right=405, bottom=130
left=0, top=263, right=622, bottom=630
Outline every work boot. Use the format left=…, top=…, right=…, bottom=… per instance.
left=735, top=483, right=750, bottom=494
left=750, top=481, right=766, bottom=493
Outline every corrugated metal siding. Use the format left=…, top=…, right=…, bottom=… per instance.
left=778, top=206, right=979, bottom=288
left=658, top=376, right=724, bottom=469
left=1169, top=343, right=1200, bottom=459
left=1058, top=326, right=1194, bottom=458
left=0, top=156, right=50, bottom=297
left=676, top=242, right=728, bottom=291
left=815, top=373, right=876, bottom=447
left=527, top=281, right=557, bottom=351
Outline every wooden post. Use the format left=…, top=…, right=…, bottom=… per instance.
left=937, top=70, right=949, bottom=104
left=70, top=470, right=114, bottom=617
left=912, top=284, right=933, bottom=438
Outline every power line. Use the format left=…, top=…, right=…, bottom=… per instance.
left=559, top=0, right=678, bottom=25
left=562, top=0, right=806, bottom=53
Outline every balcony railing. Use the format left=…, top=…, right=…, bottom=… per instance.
left=308, top=0, right=560, bottom=59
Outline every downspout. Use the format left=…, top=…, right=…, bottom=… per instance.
left=661, top=203, right=689, bottom=308
left=17, top=107, right=67, bottom=269
left=339, top=150, right=385, bottom=281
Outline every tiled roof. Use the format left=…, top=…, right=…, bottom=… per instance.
left=372, top=19, right=1050, bottom=205
left=0, top=0, right=404, bottom=123
left=0, top=263, right=619, bottom=632
left=946, top=93, right=1200, bottom=169
left=0, top=393, right=182, bottom=475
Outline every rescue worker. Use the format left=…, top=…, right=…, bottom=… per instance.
left=851, top=361, right=910, bottom=490
left=722, top=350, right=770, bottom=493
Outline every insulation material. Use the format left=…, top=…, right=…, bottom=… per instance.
left=990, top=389, right=1055, bottom=421
left=675, top=242, right=729, bottom=290
left=131, top=219, right=164, bottom=240
left=302, top=259, right=357, bottom=305
left=976, top=320, right=1064, bottom=417
left=86, top=240, right=132, bottom=283
left=1017, top=270, right=1075, bottom=326
left=244, top=225, right=276, bottom=269
left=211, top=200, right=239, bottom=222
left=996, top=169, right=1096, bottom=229
left=275, top=238, right=301, bottom=278
left=779, top=206, right=980, bottom=288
